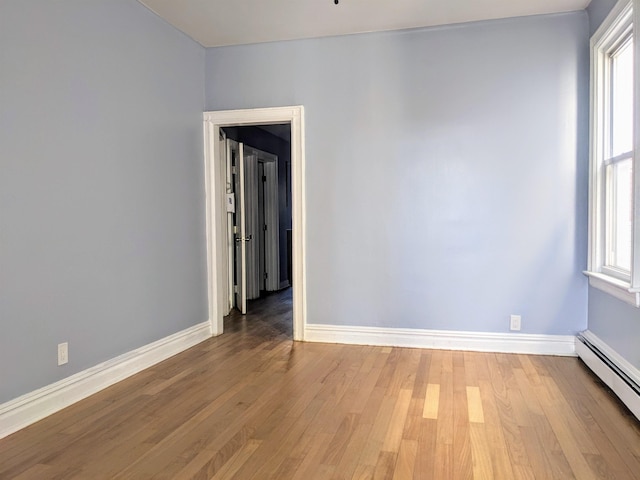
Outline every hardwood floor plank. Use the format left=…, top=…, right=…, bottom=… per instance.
left=469, top=423, right=494, bottom=479
left=373, top=451, right=397, bottom=480
left=533, top=379, right=599, bottom=479
left=433, top=354, right=455, bottom=479
left=375, top=349, right=401, bottom=390
left=512, top=365, right=544, bottom=417
left=208, top=439, right=262, bottom=480
left=466, top=386, right=485, bottom=424
left=310, top=464, right=336, bottom=480
left=531, top=413, right=578, bottom=479
left=512, top=464, right=536, bottom=480
left=272, top=456, right=305, bottom=480
left=11, top=463, right=54, bottom=480
left=413, top=418, right=437, bottom=480
left=359, top=385, right=387, bottom=427
left=401, top=397, right=424, bottom=441
left=322, top=413, right=360, bottom=466
left=519, top=425, right=556, bottom=480
left=422, top=383, right=440, bottom=419
left=487, top=354, right=531, bottom=469
left=437, top=369, right=454, bottom=445
left=382, top=389, right=412, bottom=452
left=412, top=351, right=432, bottom=401
left=427, top=349, right=444, bottom=384
left=433, top=442, right=453, bottom=479
left=463, top=351, right=481, bottom=387
left=477, top=379, right=516, bottom=479
left=391, top=439, right=417, bottom=480
left=351, top=464, right=375, bottom=480
left=540, top=374, right=600, bottom=455
left=332, top=422, right=375, bottom=480
left=391, top=349, right=421, bottom=394
left=289, top=433, right=334, bottom=480
left=345, top=351, right=387, bottom=416
left=360, top=394, right=397, bottom=466
left=452, top=353, right=473, bottom=480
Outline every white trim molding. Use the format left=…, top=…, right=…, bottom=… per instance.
left=305, top=324, right=576, bottom=356
left=576, top=330, right=640, bottom=420
left=203, top=106, right=306, bottom=341
left=584, top=271, right=640, bottom=306
left=0, top=322, right=211, bottom=440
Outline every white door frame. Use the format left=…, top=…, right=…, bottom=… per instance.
left=203, top=106, right=306, bottom=341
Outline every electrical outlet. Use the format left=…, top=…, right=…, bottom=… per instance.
left=58, top=342, right=68, bottom=366
left=510, top=315, right=521, bottom=331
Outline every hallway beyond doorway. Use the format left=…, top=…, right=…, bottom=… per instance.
left=224, top=287, right=293, bottom=338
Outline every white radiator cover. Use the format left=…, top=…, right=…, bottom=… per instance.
left=575, top=330, right=640, bottom=421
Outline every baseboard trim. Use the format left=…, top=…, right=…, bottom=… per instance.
left=576, top=330, right=640, bottom=420
left=0, top=321, right=211, bottom=440
left=305, top=324, right=576, bottom=356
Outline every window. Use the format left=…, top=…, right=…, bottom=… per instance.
left=605, top=33, right=633, bottom=277
left=586, top=0, right=639, bottom=305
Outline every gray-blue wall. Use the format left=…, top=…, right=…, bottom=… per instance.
left=0, top=0, right=207, bottom=403
left=586, top=0, right=640, bottom=370
left=588, top=289, right=640, bottom=369
left=587, top=0, right=619, bottom=35
left=206, top=12, right=590, bottom=335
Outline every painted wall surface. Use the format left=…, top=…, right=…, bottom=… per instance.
left=206, top=13, right=590, bottom=334
left=585, top=0, right=640, bottom=370
left=588, top=289, right=640, bottom=369
left=586, top=0, right=619, bottom=35
left=0, top=0, right=207, bottom=403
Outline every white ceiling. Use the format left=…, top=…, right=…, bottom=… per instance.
left=139, top=0, right=591, bottom=48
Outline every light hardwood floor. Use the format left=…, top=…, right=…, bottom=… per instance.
left=1, top=289, right=640, bottom=479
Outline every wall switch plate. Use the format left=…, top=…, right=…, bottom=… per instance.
left=226, top=193, right=235, bottom=213
left=510, top=315, right=521, bottom=331
left=58, top=342, right=68, bottom=366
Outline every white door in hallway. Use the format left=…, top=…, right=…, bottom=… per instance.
left=228, top=139, right=249, bottom=314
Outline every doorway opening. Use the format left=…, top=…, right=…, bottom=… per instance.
left=203, top=106, right=306, bottom=341
left=221, top=126, right=292, bottom=316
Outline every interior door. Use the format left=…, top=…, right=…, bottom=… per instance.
left=225, top=137, right=234, bottom=313
left=235, top=141, right=248, bottom=314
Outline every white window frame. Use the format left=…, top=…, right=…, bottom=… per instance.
left=586, top=0, right=640, bottom=306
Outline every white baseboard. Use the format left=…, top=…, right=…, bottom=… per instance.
left=305, top=324, right=576, bottom=356
left=0, top=321, right=211, bottom=440
left=576, top=330, right=640, bottom=420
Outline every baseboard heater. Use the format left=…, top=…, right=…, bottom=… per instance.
left=575, top=332, right=640, bottom=421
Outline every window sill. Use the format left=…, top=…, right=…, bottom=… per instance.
left=583, top=271, right=640, bottom=307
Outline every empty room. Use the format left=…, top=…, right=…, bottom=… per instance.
left=1, top=0, right=640, bottom=478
